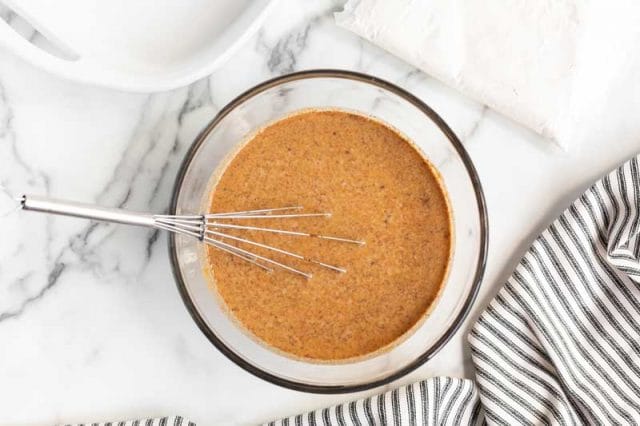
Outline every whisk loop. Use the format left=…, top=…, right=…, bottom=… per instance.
left=155, top=206, right=363, bottom=278
left=20, top=195, right=363, bottom=279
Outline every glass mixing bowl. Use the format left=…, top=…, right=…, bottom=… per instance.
left=169, top=70, right=488, bottom=393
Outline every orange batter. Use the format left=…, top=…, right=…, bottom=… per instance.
left=205, top=109, right=452, bottom=361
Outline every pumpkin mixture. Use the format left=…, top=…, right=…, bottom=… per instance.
left=205, top=109, right=452, bottom=361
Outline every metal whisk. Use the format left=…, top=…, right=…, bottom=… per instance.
left=19, top=195, right=364, bottom=279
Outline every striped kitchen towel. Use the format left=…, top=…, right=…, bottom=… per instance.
left=269, top=154, right=640, bottom=425
left=62, top=416, right=195, bottom=426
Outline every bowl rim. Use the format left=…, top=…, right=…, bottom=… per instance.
left=168, top=69, right=489, bottom=394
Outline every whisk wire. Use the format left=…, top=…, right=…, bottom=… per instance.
left=205, top=221, right=365, bottom=245
left=207, top=206, right=303, bottom=217
left=205, top=228, right=346, bottom=273
left=205, top=212, right=331, bottom=219
left=203, top=238, right=273, bottom=273
left=204, top=235, right=313, bottom=279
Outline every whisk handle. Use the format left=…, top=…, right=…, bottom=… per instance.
left=20, top=195, right=155, bottom=227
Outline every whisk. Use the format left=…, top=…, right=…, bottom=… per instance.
left=19, top=195, right=364, bottom=279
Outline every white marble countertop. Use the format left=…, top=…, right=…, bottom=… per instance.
left=1, top=1, right=639, bottom=424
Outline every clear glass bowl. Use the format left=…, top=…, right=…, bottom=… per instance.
left=169, top=70, right=488, bottom=393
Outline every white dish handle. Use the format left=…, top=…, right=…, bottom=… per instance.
left=0, top=17, right=85, bottom=75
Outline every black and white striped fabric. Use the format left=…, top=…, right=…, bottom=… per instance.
left=268, top=377, right=484, bottom=426
left=64, top=416, right=195, bottom=426
left=270, top=155, right=640, bottom=425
